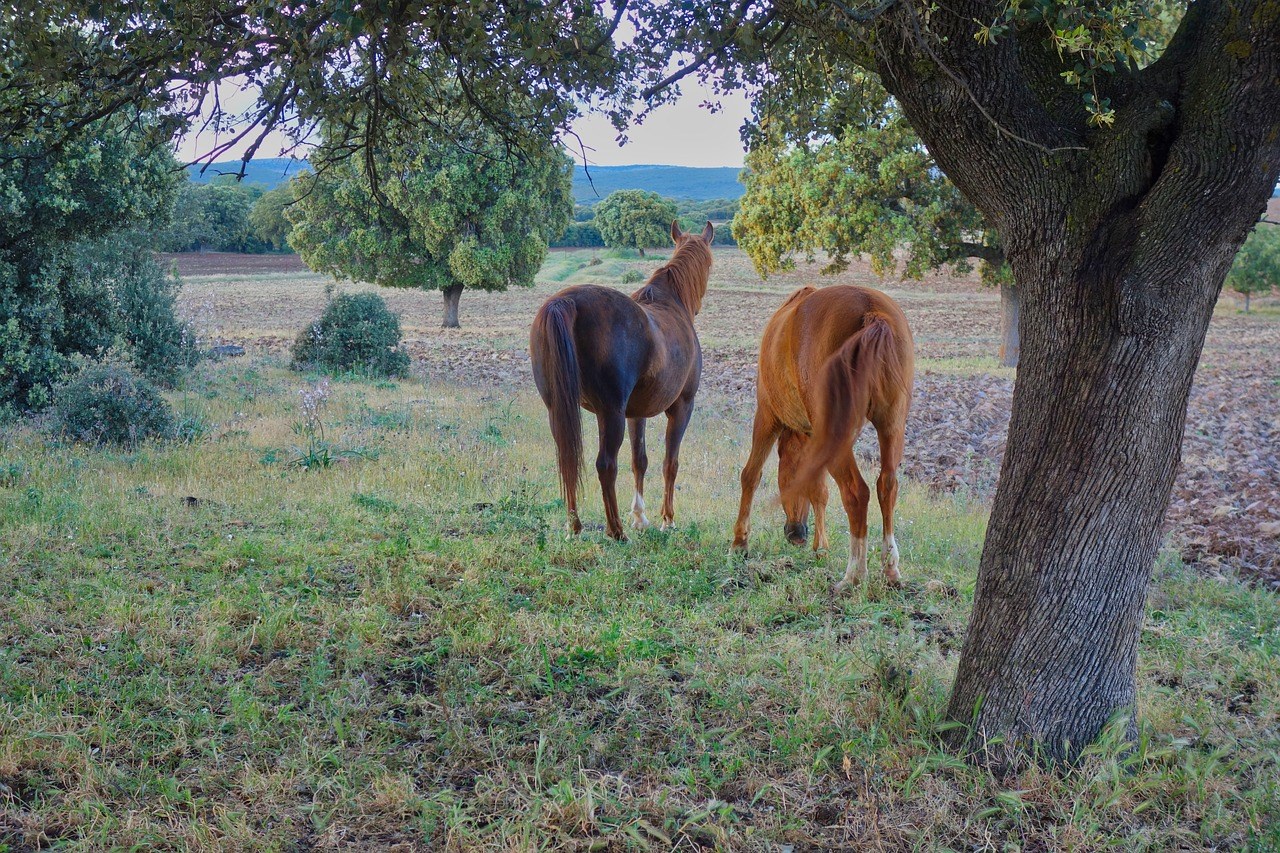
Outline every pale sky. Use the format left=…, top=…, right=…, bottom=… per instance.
left=174, top=79, right=749, bottom=168
left=567, top=93, right=750, bottom=167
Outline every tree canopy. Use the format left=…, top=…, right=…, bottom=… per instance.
left=285, top=124, right=573, bottom=326
left=249, top=186, right=296, bottom=253
left=734, top=74, right=999, bottom=281
left=593, top=190, right=679, bottom=256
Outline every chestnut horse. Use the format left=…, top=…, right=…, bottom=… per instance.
left=531, top=221, right=714, bottom=540
left=731, top=285, right=914, bottom=590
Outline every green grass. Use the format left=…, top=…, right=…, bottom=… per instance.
left=1, top=361, right=1278, bottom=850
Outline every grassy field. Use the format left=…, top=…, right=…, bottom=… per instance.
left=1, top=250, right=1278, bottom=850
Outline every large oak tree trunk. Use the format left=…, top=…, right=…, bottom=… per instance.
left=441, top=284, right=463, bottom=329
left=861, top=0, right=1280, bottom=760
left=998, top=282, right=1020, bottom=368
left=945, top=228, right=1222, bottom=759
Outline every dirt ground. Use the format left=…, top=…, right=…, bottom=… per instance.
left=172, top=248, right=1280, bottom=586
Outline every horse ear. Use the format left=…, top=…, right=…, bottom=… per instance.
left=671, top=219, right=682, bottom=243
left=702, top=220, right=715, bottom=243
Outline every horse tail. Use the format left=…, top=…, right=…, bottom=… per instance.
left=533, top=297, right=583, bottom=503
left=787, top=312, right=903, bottom=502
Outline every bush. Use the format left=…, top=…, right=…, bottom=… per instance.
left=621, top=269, right=644, bottom=284
left=72, top=238, right=200, bottom=386
left=50, top=361, right=176, bottom=447
left=291, top=292, right=410, bottom=377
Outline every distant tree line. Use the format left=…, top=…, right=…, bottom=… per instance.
left=552, top=192, right=739, bottom=250
left=158, top=179, right=293, bottom=254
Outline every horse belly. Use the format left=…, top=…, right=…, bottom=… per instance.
left=624, top=373, right=688, bottom=418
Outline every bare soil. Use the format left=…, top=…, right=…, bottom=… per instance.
left=174, top=248, right=1280, bottom=586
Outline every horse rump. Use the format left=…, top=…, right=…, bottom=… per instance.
left=531, top=297, right=584, bottom=503
left=787, top=312, right=904, bottom=501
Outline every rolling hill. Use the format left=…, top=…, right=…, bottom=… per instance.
left=187, top=158, right=744, bottom=202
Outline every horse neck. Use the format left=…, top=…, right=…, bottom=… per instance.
left=640, top=244, right=708, bottom=315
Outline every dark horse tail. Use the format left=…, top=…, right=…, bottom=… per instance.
left=533, top=297, right=583, bottom=502
left=789, top=312, right=903, bottom=502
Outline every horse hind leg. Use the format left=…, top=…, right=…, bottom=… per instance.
left=876, top=421, right=905, bottom=587
left=628, top=417, right=651, bottom=530
left=829, top=452, right=871, bottom=594
left=659, top=396, right=696, bottom=531
left=596, top=410, right=628, bottom=541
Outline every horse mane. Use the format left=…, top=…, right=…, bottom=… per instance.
left=633, top=236, right=713, bottom=315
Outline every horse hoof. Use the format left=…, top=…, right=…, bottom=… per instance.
left=631, top=514, right=651, bottom=531
left=659, top=521, right=675, bottom=532
left=884, top=575, right=903, bottom=589
left=833, top=579, right=860, bottom=596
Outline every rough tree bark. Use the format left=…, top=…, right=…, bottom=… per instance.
left=861, top=0, right=1280, bottom=760
left=441, top=284, right=463, bottom=329
left=998, top=283, right=1019, bottom=369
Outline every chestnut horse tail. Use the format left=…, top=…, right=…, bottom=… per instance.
left=535, top=298, right=583, bottom=502
left=792, top=312, right=902, bottom=500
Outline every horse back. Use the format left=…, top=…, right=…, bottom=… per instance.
left=757, top=285, right=914, bottom=431
left=534, top=284, right=699, bottom=416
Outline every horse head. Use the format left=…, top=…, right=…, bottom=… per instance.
left=671, top=220, right=715, bottom=246
left=777, top=430, right=813, bottom=546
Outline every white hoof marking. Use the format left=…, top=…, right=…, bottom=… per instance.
left=883, top=534, right=901, bottom=584
left=630, top=493, right=651, bottom=530
left=840, top=536, right=868, bottom=589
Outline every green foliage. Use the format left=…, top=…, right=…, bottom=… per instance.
left=550, top=221, right=606, bottom=248
left=677, top=196, right=741, bottom=224
left=159, top=180, right=269, bottom=253
left=0, top=120, right=186, bottom=419
left=975, top=0, right=1182, bottom=126
left=1226, top=225, right=1279, bottom=311
left=291, top=292, right=410, bottom=378
left=735, top=74, right=998, bottom=281
left=620, top=269, right=644, bottom=284
left=72, top=236, right=200, bottom=387
left=249, top=185, right=296, bottom=252
left=49, top=359, right=176, bottom=447
left=593, top=190, right=679, bottom=255
left=287, top=127, right=572, bottom=298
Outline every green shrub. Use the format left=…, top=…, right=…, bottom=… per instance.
left=73, top=238, right=200, bottom=386
left=1, top=120, right=183, bottom=420
left=621, top=269, right=644, bottom=285
left=291, top=292, right=410, bottom=377
left=50, top=361, right=176, bottom=447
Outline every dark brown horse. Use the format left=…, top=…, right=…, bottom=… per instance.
left=731, top=285, right=914, bottom=590
left=531, top=221, right=714, bottom=540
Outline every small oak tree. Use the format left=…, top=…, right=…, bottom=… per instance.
left=1226, top=224, right=1279, bottom=313
left=287, top=128, right=572, bottom=328
left=594, top=190, right=679, bottom=257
